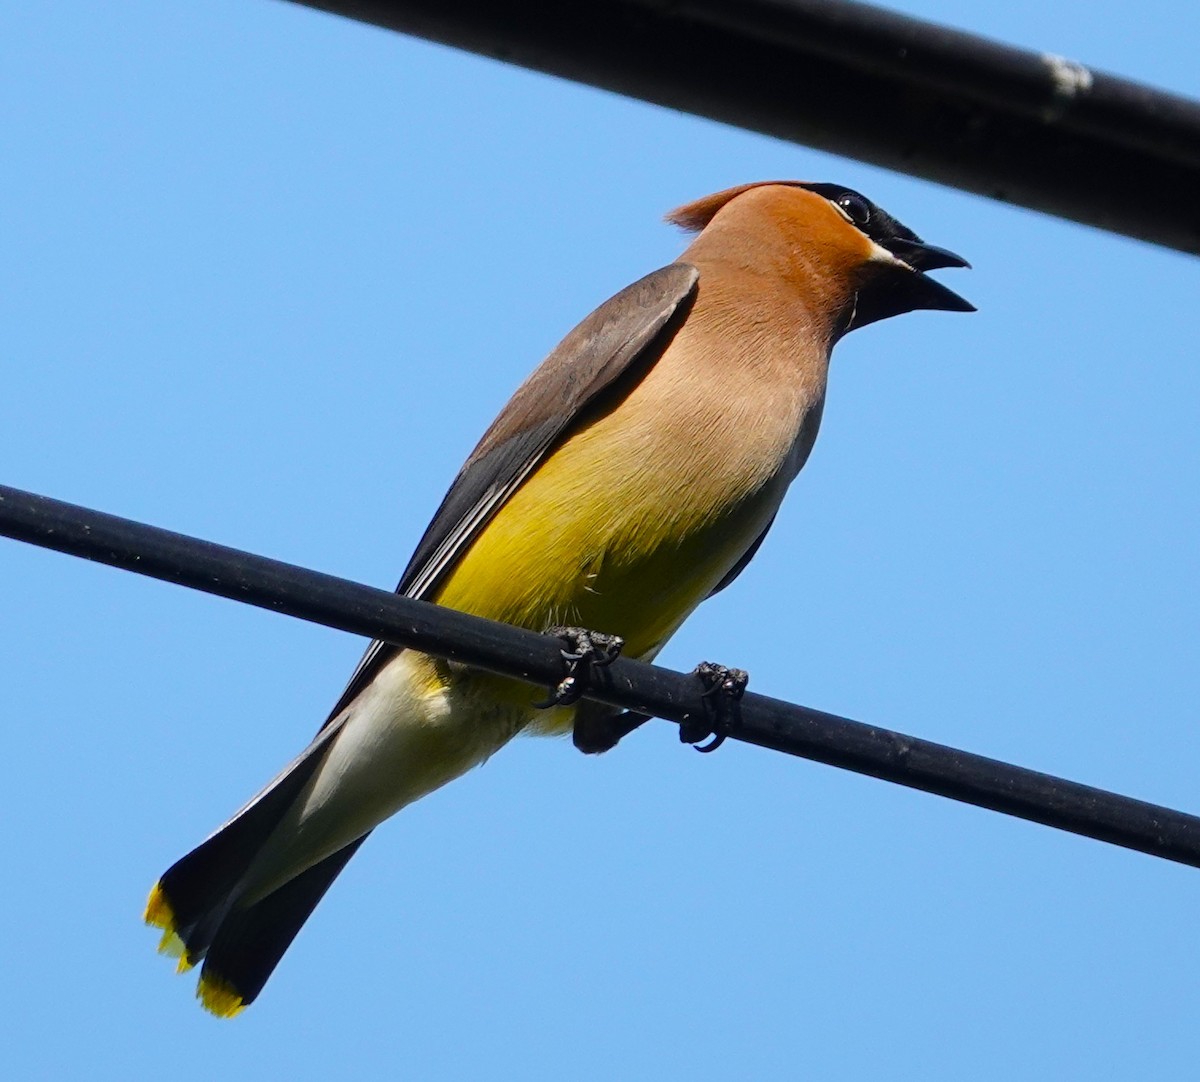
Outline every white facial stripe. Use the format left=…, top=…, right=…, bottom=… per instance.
left=867, top=238, right=904, bottom=265
left=829, top=199, right=855, bottom=225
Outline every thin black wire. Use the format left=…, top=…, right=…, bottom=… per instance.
left=286, top=0, right=1200, bottom=254
left=4, top=480, right=1200, bottom=870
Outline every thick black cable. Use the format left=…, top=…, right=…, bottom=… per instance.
left=3, top=481, right=1199, bottom=869
left=284, top=0, right=1200, bottom=255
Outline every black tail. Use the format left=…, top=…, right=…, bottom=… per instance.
left=144, top=722, right=362, bottom=1015
left=194, top=835, right=369, bottom=1015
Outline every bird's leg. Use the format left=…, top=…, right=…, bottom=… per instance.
left=679, top=661, right=748, bottom=753
left=572, top=703, right=654, bottom=755
left=533, top=626, right=624, bottom=709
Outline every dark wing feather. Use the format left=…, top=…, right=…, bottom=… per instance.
left=321, top=263, right=699, bottom=726
left=705, top=514, right=776, bottom=599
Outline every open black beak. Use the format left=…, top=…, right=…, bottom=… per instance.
left=846, top=241, right=975, bottom=332
left=885, top=237, right=972, bottom=271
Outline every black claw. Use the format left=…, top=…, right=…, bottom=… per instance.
left=533, top=626, right=625, bottom=709
left=693, top=730, right=727, bottom=754
left=680, top=661, right=748, bottom=752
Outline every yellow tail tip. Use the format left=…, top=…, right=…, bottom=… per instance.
left=143, top=882, right=175, bottom=930
left=197, top=972, right=247, bottom=1019
left=144, top=882, right=194, bottom=969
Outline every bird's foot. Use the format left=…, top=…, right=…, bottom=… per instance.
left=534, top=626, right=624, bottom=709
left=679, top=661, right=748, bottom=753
left=573, top=706, right=653, bottom=755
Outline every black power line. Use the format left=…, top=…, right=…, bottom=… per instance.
left=286, top=0, right=1200, bottom=255
left=4, top=480, right=1199, bottom=869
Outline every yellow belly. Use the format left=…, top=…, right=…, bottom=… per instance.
left=428, top=395, right=782, bottom=727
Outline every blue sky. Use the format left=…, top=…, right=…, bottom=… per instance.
left=4, top=1, right=1199, bottom=1077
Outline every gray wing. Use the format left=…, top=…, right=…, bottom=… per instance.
left=705, top=514, right=776, bottom=599
left=321, top=262, right=700, bottom=726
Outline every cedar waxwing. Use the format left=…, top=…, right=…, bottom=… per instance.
left=145, top=181, right=973, bottom=1015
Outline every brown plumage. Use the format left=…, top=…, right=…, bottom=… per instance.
left=144, top=181, right=973, bottom=1015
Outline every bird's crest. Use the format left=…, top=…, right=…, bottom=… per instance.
left=665, top=181, right=798, bottom=233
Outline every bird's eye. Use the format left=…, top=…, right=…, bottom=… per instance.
left=836, top=193, right=872, bottom=227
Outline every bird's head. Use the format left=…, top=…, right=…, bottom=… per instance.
left=667, top=181, right=974, bottom=336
